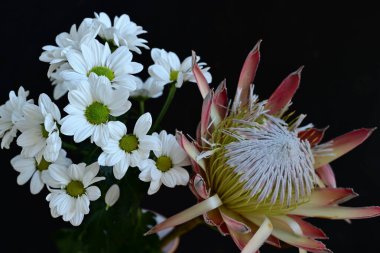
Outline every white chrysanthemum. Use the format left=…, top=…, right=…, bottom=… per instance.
left=60, top=39, right=143, bottom=92
left=39, top=18, right=98, bottom=76
left=94, top=12, right=148, bottom=54
left=60, top=74, right=131, bottom=146
left=138, top=130, right=190, bottom=195
left=130, top=77, right=164, bottom=99
left=11, top=149, right=72, bottom=194
left=105, top=184, right=120, bottom=208
left=16, top=94, right=62, bottom=162
left=148, top=48, right=212, bottom=88
left=0, top=87, right=33, bottom=149
left=50, top=63, right=75, bottom=100
left=98, top=113, right=160, bottom=179
left=46, top=162, right=104, bottom=226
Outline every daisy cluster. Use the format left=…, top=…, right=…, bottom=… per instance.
left=0, top=12, right=212, bottom=226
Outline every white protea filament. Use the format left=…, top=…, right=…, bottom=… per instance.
left=225, top=117, right=316, bottom=207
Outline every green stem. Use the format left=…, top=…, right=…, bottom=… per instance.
left=62, top=141, right=78, bottom=151
left=160, top=217, right=203, bottom=249
left=139, top=99, right=145, bottom=115
left=150, top=82, right=177, bottom=133
left=85, top=146, right=99, bottom=164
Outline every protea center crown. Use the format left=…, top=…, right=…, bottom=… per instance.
left=209, top=112, right=316, bottom=214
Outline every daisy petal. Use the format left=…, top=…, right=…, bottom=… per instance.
left=86, top=186, right=101, bottom=201
left=134, top=113, right=152, bottom=137
left=30, top=172, right=44, bottom=194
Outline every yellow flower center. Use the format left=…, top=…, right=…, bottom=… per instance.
left=66, top=180, right=85, bottom=197
left=156, top=156, right=172, bottom=172
left=88, top=66, right=115, bottom=81
left=119, top=135, right=139, bottom=153
left=36, top=157, right=51, bottom=172
left=85, top=101, right=110, bottom=125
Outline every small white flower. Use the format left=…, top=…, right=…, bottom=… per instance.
left=138, top=130, right=191, bottom=195
left=39, top=18, right=99, bottom=76
left=60, top=74, right=131, bottom=146
left=47, top=162, right=104, bottom=226
left=98, top=113, right=160, bottom=179
left=148, top=48, right=212, bottom=88
left=11, top=149, right=72, bottom=194
left=61, top=39, right=143, bottom=92
left=0, top=87, right=33, bottom=149
left=16, top=94, right=62, bottom=162
left=94, top=12, right=149, bottom=54
left=50, top=63, right=76, bottom=100
left=130, top=77, right=164, bottom=99
left=105, top=184, right=120, bottom=208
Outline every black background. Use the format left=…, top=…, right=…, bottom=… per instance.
left=1, top=0, right=380, bottom=252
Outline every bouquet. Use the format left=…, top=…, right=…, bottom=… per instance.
left=1, top=11, right=379, bottom=253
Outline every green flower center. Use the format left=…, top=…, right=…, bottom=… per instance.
left=66, top=180, right=85, bottom=197
left=170, top=70, right=179, bottom=81
left=119, top=135, right=139, bottom=153
left=41, top=124, right=49, bottom=138
left=36, top=157, right=51, bottom=171
left=156, top=156, right=172, bottom=172
left=88, top=66, right=115, bottom=81
left=85, top=102, right=110, bottom=125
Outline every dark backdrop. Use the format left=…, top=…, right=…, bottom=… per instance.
left=1, top=1, right=379, bottom=252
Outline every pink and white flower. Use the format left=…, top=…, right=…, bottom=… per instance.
left=146, top=41, right=380, bottom=253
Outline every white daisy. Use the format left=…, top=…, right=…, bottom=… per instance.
left=60, top=74, right=131, bottom=146
left=0, top=87, right=33, bottom=149
left=60, top=38, right=143, bottom=92
left=10, top=149, right=72, bottom=194
left=105, top=184, right=120, bottom=208
left=46, top=162, right=104, bottom=226
left=94, top=12, right=149, bottom=54
left=130, top=77, right=164, bottom=99
left=98, top=113, right=160, bottom=179
left=39, top=18, right=98, bottom=76
left=138, top=130, right=191, bottom=195
left=16, top=94, right=62, bottom=162
left=50, top=63, right=75, bottom=100
left=148, top=48, right=212, bottom=88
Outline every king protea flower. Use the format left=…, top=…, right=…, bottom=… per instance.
left=145, top=41, right=380, bottom=253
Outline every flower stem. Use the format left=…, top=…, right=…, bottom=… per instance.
left=62, top=141, right=78, bottom=151
left=139, top=99, right=145, bottom=115
left=150, top=82, right=177, bottom=133
left=160, top=216, right=203, bottom=249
